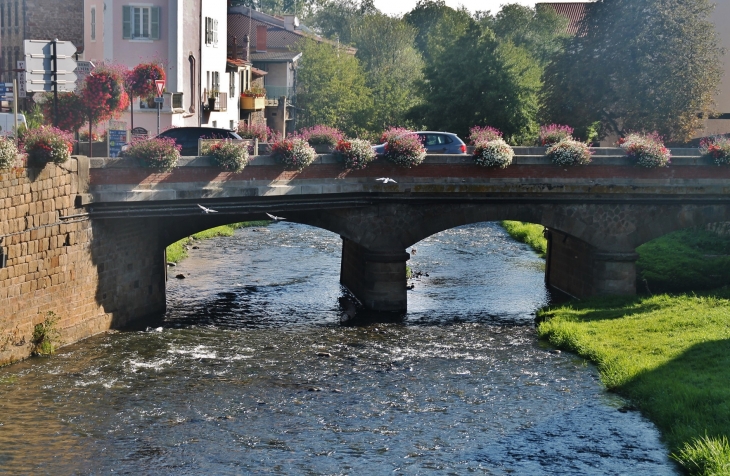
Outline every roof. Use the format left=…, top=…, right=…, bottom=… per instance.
left=251, top=67, right=267, bottom=77
left=537, top=2, right=590, bottom=35
left=250, top=51, right=303, bottom=63
left=226, top=58, right=250, bottom=69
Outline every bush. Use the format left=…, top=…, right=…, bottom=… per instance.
left=335, top=138, right=376, bottom=169
left=546, top=138, right=593, bottom=166
left=378, top=127, right=413, bottom=144
left=209, top=140, right=249, bottom=172
left=237, top=122, right=275, bottom=143
left=384, top=133, right=426, bottom=168
left=271, top=137, right=317, bottom=170
left=539, top=124, right=574, bottom=146
left=473, top=139, right=514, bottom=168
left=0, top=137, right=18, bottom=169
left=700, top=136, right=730, bottom=165
left=23, top=126, right=74, bottom=165
left=297, top=125, right=345, bottom=147
left=620, top=132, right=671, bottom=168
left=126, top=137, right=181, bottom=171
left=469, top=125, right=503, bottom=145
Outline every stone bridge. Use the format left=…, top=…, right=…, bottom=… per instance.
left=1, top=148, right=729, bottom=364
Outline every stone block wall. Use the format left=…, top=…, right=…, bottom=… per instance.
left=0, top=158, right=165, bottom=366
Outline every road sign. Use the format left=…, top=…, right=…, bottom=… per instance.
left=74, top=60, right=94, bottom=86
left=0, top=83, right=14, bottom=100
left=155, top=79, right=165, bottom=97
left=16, top=61, right=26, bottom=98
left=24, top=39, right=78, bottom=93
left=153, top=97, right=164, bottom=104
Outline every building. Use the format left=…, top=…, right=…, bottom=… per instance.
left=0, top=0, right=84, bottom=83
left=83, top=0, right=239, bottom=136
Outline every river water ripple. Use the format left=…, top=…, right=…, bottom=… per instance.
left=0, top=223, right=677, bottom=474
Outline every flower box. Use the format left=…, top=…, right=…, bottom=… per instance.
left=240, top=96, right=265, bottom=110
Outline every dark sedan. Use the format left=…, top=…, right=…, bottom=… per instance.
left=156, top=127, right=243, bottom=156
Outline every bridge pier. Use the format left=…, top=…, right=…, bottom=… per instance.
left=340, top=237, right=409, bottom=312
left=545, top=229, right=637, bottom=298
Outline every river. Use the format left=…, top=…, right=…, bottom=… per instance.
left=0, top=222, right=677, bottom=474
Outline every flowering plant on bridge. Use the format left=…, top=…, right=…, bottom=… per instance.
left=335, top=138, right=376, bottom=170
left=40, top=92, right=85, bottom=132
left=384, top=133, right=426, bottom=168
left=0, top=136, right=18, bottom=169
left=469, top=125, right=503, bottom=145
left=546, top=139, right=593, bottom=166
left=127, top=62, right=166, bottom=99
left=209, top=140, right=250, bottom=173
left=620, top=132, right=670, bottom=168
left=271, top=137, right=317, bottom=171
left=378, top=127, right=413, bottom=144
left=23, top=126, right=74, bottom=165
left=296, top=125, right=345, bottom=147
left=237, top=122, right=278, bottom=143
left=126, top=137, right=181, bottom=171
left=473, top=139, right=514, bottom=168
left=539, top=124, right=574, bottom=146
left=699, top=136, right=730, bottom=165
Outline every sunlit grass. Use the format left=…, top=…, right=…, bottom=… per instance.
left=166, top=221, right=271, bottom=264
left=537, top=290, right=730, bottom=475
left=500, top=221, right=546, bottom=257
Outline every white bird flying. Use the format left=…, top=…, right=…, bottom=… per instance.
left=266, top=213, right=286, bottom=221
left=376, top=177, right=397, bottom=184
left=197, top=204, right=219, bottom=213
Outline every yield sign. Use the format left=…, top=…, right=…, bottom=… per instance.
left=155, top=79, right=165, bottom=97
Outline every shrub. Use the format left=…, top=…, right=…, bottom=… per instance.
left=297, top=125, right=345, bottom=147
left=23, top=126, right=74, bottom=165
left=546, top=138, right=593, bottom=166
left=335, top=138, right=376, bottom=170
left=378, top=127, right=413, bottom=144
left=0, top=137, right=18, bottom=169
left=384, top=133, right=426, bottom=168
left=700, top=136, right=730, bottom=165
left=209, top=140, right=249, bottom=172
left=469, top=125, right=503, bottom=145
left=539, top=124, right=574, bottom=146
left=126, top=137, right=181, bottom=171
left=473, top=139, right=514, bottom=168
left=620, top=132, right=671, bottom=168
left=271, top=137, right=317, bottom=170
left=237, top=122, right=274, bottom=143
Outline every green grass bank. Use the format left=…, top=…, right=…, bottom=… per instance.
left=166, top=221, right=270, bottom=263
left=500, top=221, right=547, bottom=257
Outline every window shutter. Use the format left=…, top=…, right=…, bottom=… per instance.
left=122, top=6, right=131, bottom=39
left=151, top=6, right=160, bottom=40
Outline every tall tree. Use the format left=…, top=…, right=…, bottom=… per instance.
left=542, top=0, right=723, bottom=141
left=411, top=23, right=542, bottom=143
left=403, top=0, right=471, bottom=62
left=351, top=14, right=424, bottom=129
left=295, top=38, right=372, bottom=135
left=307, top=0, right=378, bottom=45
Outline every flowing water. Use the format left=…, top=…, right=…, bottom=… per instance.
left=0, top=222, right=678, bottom=475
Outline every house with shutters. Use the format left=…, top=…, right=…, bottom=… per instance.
left=83, top=0, right=243, bottom=136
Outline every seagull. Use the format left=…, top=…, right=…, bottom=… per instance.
left=266, top=213, right=286, bottom=221
left=376, top=177, right=397, bottom=184
left=197, top=204, right=218, bottom=213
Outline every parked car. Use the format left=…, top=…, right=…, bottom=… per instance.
left=0, top=113, right=27, bottom=137
left=156, top=127, right=243, bottom=156
left=373, top=131, right=467, bottom=155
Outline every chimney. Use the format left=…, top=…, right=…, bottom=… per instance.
left=255, top=25, right=267, bottom=52
left=242, top=34, right=249, bottom=61
left=283, top=15, right=299, bottom=32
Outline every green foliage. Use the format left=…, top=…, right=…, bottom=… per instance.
left=166, top=222, right=271, bottom=263
left=208, top=141, right=249, bottom=172
left=500, top=221, right=546, bottom=257
left=637, top=228, right=730, bottom=294
left=307, top=0, right=378, bottom=45
left=412, top=23, right=542, bottom=143
left=542, top=0, right=723, bottom=142
left=537, top=290, right=730, bottom=474
left=403, top=0, right=471, bottom=62
left=24, top=103, right=45, bottom=130
left=294, top=38, right=372, bottom=135
left=32, top=311, right=61, bottom=356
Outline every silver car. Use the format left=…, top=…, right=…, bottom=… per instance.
left=373, top=131, right=467, bottom=155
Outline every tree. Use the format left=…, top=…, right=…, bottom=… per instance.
left=411, top=23, right=542, bottom=143
left=403, top=0, right=471, bottom=62
left=295, top=38, right=372, bottom=135
left=40, top=92, right=85, bottom=132
left=351, top=14, right=424, bottom=129
left=542, top=0, right=723, bottom=142
left=80, top=64, right=129, bottom=155
left=308, top=0, right=378, bottom=45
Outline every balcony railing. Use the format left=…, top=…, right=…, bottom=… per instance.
left=204, top=92, right=228, bottom=112
left=264, top=86, right=296, bottom=100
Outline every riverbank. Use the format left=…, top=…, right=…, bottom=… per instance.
left=537, top=291, right=730, bottom=475
left=500, top=221, right=546, bottom=257
left=166, top=221, right=270, bottom=263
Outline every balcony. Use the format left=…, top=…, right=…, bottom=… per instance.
left=240, top=95, right=265, bottom=111
left=204, top=92, right=228, bottom=112
left=264, top=86, right=296, bottom=101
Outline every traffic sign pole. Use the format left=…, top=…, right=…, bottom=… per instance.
left=12, top=78, right=17, bottom=147
left=52, top=39, right=58, bottom=127
left=155, top=79, right=165, bottom=136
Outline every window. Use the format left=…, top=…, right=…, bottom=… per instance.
left=122, top=5, right=160, bottom=40
left=229, top=71, right=235, bottom=97
left=14, top=1, right=17, bottom=27
left=205, top=17, right=218, bottom=45
left=90, top=7, right=96, bottom=41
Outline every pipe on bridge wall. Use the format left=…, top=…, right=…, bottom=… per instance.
left=545, top=229, right=637, bottom=298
